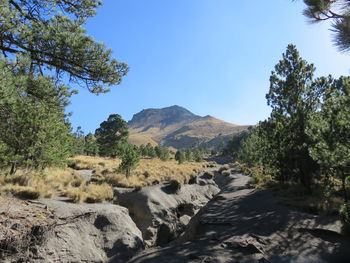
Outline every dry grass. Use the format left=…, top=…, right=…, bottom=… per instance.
left=69, top=155, right=121, bottom=171
left=0, top=155, right=208, bottom=202
left=0, top=166, right=92, bottom=202
left=63, top=183, right=114, bottom=203
left=128, top=133, right=159, bottom=147
left=97, top=158, right=208, bottom=188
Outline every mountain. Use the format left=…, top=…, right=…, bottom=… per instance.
left=128, top=105, right=250, bottom=149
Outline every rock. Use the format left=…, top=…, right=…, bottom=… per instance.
left=200, top=171, right=214, bottom=180
left=162, top=180, right=181, bottom=194
left=28, top=200, right=143, bottom=263
left=117, top=179, right=220, bottom=247
left=113, top=187, right=135, bottom=198
left=188, top=176, right=198, bottom=185
left=76, top=169, right=94, bottom=182
left=218, top=165, right=230, bottom=174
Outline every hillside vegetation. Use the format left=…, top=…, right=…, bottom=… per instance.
left=225, top=45, right=350, bottom=223
left=128, top=105, right=249, bottom=149
left=0, top=156, right=209, bottom=203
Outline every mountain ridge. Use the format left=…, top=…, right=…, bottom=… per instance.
left=128, top=105, right=250, bottom=149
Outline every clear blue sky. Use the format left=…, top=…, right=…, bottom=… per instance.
left=67, top=0, right=349, bottom=133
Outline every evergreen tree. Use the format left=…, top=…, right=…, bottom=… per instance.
left=69, top=126, right=85, bottom=156
left=84, top=133, right=99, bottom=156
left=223, top=130, right=250, bottom=158
left=154, top=146, right=162, bottom=158
left=265, top=44, right=320, bottom=190
left=185, top=149, right=193, bottom=162
left=145, top=143, right=156, bottom=158
left=119, top=144, right=140, bottom=177
left=175, top=150, right=185, bottom=164
left=159, top=147, right=170, bottom=161
left=0, top=0, right=128, bottom=93
left=307, top=76, right=350, bottom=201
left=139, top=145, right=147, bottom=157
left=0, top=58, right=72, bottom=174
left=95, top=114, right=129, bottom=157
left=299, top=0, right=350, bottom=52
left=193, top=149, right=203, bottom=162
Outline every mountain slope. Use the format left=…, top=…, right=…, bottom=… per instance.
left=128, top=105, right=250, bottom=149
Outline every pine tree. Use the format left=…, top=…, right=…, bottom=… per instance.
left=175, top=150, right=185, bottom=164
left=145, top=143, right=156, bottom=158
left=0, top=0, right=128, bottom=93
left=119, top=144, right=140, bottom=177
left=185, top=149, right=193, bottom=162
left=193, top=149, right=203, bottom=162
left=307, top=76, right=350, bottom=202
left=0, top=58, right=72, bottom=174
left=300, top=0, right=350, bottom=52
left=265, top=44, right=320, bottom=190
left=95, top=114, right=129, bottom=157
left=84, top=133, right=99, bottom=156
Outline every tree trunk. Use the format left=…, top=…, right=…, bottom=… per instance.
left=10, top=162, right=17, bottom=175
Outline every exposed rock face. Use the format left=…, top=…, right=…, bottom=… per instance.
left=117, top=175, right=220, bottom=247
left=128, top=173, right=350, bottom=263
left=2, top=200, right=144, bottom=263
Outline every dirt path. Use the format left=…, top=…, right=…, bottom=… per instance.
left=128, top=173, right=350, bottom=263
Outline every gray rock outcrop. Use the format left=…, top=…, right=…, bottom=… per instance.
left=2, top=200, right=144, bottom=263
left=117, top=176, right=220, bottom=247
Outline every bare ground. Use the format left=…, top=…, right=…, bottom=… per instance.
left=128, top=173, right=350, bottom=263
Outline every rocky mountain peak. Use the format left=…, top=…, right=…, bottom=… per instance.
left=128, top=105, right=200, bottom=130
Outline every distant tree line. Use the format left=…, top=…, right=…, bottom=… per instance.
left=175, top=149, right=203, bottom=164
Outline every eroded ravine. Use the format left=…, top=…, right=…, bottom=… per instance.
left=114, top=165, right=226, bottom=248
left=127, top=172, right=350, bottom=263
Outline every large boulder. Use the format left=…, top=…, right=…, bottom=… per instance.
left=2, top=200, right=144, bottom=263
left=117, top=178, right=220, bottom=247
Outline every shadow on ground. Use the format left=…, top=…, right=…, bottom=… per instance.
left=128, top=174, right=350, bottom=263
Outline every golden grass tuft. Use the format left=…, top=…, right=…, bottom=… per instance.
left=0, top=167, right=80, bottom=199
left=63, top=183, right=113, bottom=203
left=69, top=155, right=121, bottom=172
left=1, top=184, right=52, bottom=199
left=98, top=158, right=207, bottom=188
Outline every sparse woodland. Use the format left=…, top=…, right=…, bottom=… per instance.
left=0, top=0, right=349, bottom=236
